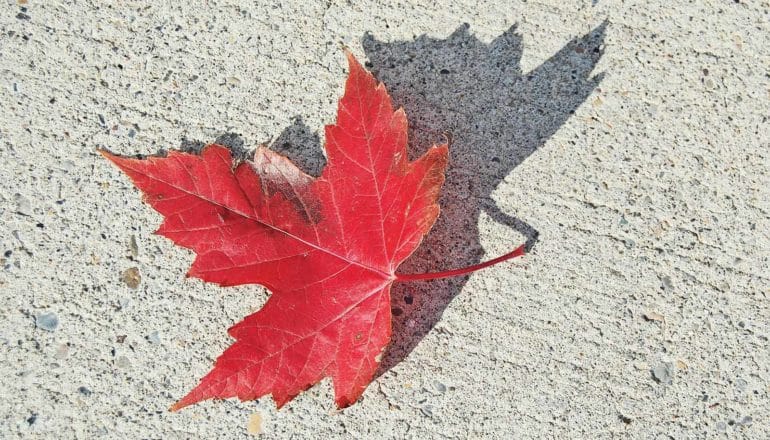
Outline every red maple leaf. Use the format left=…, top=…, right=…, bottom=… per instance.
left=101, top=53, right=524, bottom=410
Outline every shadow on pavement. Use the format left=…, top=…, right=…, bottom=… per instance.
left=360, top=21, right=607, bottom=377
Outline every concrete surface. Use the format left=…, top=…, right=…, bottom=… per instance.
left=1, top=0, right=768, bottom=438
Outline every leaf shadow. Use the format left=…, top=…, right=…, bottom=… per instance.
left=361, top=21, right=607, bottom=378
left=180, top=117, right=324, bottom=172
left=269, top=116, right=325, bottom=176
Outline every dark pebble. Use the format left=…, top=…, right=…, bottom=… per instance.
left=78, top=386, right=92, bottom=396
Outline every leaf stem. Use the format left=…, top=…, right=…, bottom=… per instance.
left=395, top=244, right=526, bottom=282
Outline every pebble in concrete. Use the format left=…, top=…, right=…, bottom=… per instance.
left=651, top=362, right=674, bottom=385
left=35, top=312, right=59, bottom=332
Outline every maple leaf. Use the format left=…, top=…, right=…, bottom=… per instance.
left=101, top=52, right=524, bottom=410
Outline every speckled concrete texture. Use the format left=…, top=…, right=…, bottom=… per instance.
left=1, top=0, right=768, bottom=438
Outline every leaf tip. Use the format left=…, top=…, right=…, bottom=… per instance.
left=170, top=390, right=201, bottom=412
left=344, top=49, right=362, bottom=73
left=97, top=147, right=117, bottom=162
left=334, top=396, right=356, bottom=410
left=432, top=142, right=450, bottom=156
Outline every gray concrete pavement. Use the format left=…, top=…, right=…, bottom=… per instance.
left=1, top=0, right=768, bottom=438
